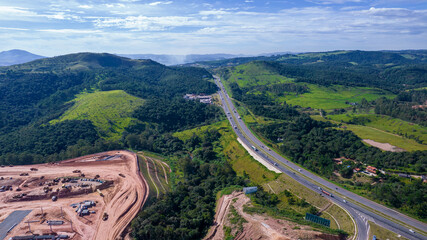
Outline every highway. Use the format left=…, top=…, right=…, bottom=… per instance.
left=214, top=75, right=427, bottom=240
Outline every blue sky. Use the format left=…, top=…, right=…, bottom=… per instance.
left=1, top=0, right=426, bottom=56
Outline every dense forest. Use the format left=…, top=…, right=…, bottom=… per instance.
left=373, top=90, right=427, bottom=127
left=0, top=53, right=219, bottom=165
left=131, top=129, right=247, bottom=239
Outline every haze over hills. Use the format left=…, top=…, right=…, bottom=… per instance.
left=118, top=53, right=246, bottom=65
left=0, top=49, right=45, bottom=66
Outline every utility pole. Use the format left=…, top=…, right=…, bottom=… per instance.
left=24, top=220, right=38, bottom=234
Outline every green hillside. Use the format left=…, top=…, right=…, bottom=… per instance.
left=222, top=61, right=395, bottom=110
left=283, top=84, right=394, bottom=110
left=51, top=90, right=144, bottom=140
left=0, top=52, right=217, bottom=163
left=326, top=114, right=427, bottom=149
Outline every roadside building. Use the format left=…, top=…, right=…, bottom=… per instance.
left=366, top=166, right=377, bottom=174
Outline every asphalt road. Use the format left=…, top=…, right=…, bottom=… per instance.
left=0, top=210, right=32, bottom=240
left=214, top=75, right=427, bottom=240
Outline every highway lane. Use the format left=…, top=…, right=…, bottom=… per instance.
left=214, top=75, right=427, bottom=240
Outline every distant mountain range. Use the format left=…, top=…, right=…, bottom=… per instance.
left=0, top=49, right=302, bottom=67
left=0, top=49, right=45, bottom=66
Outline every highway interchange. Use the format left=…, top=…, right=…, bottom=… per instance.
left=214, top=75, right=427, bottom=240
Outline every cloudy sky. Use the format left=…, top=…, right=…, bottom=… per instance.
left=1, top=0, right=426, bottom=56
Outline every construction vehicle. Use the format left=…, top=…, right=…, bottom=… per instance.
left=97, top=189, right=104, bottom=197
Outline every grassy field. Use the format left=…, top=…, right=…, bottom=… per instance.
left=323, top=204, right=354, bottom=234
left=137, top=154, right=159, bottom=199
left=368, top=222, right=408, bottom=240
left=328, top=114, right=427, bottom=145
left=263, top=174, right=355, bottom=233
left=227, top=62, right=293, bottom=87
left=343, top=125, right=426, bottom=151
left=314, top=114, right=427, bottom=151
left=224, top=64, right=394, bottom=110
left=282, top=84, right=395, bottom=110
left=51, top=90, right=144, bottom=140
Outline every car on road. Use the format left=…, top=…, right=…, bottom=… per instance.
left=409, top=229, right=415, bottom=234
left=298, top=169, right=302, bottom=172
left=343, top=200, right=347, bottom=203
left=273, top=163, right=278, bottom=166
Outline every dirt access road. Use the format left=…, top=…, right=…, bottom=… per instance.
left=205, top=191, right=341, bottom=240
left=0, top=150, right=149, bottom=240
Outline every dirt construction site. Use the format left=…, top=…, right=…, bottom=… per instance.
left=205, top=191, right=342, bottom=240
left=0, top=150, right=149, bottom=240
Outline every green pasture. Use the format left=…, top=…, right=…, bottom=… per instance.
left=50, top=90, right=144, bottom=141
left=282, top=84, right=395, bottom=110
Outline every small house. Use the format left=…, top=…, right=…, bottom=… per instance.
left=366, top=166, right=377, bottom=174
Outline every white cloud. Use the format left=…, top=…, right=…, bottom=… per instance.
left=94, top=15, right=206, bottom=31
left=148, top=1, right=173, bottom=6
left=0, top=6, right=37, bottom=17
left=78, top=5, right=93, bottom=9
left=307, top=0, right=363, bottom=4
left=0, top=26, right=28, bottom=31
left=38, top=29, right=102, bottom=34
left=199, top=9, right=231, bottom=15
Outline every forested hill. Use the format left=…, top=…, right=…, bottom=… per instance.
left=0, top=52, right=219, bottom=165
left=190, top=50, right=427, bottom=68
left=0, top=52, right=159, bottom=72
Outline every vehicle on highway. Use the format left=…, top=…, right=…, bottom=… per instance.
left=409, top=229, right=415, bottom=234
left=251, top=146, right=258, bottom=151
left=273, top=163, right=278, bottom=166
left=321, top=190, right=333, bottom=197
left=298, top=169, right=302, bottom=172
left=343, top=200, right=347, bottom=203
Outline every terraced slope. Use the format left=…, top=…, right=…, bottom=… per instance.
left=51, top=90, right=144, bottom=140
